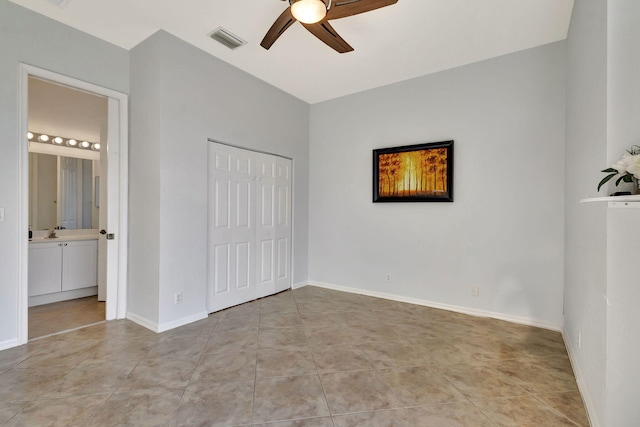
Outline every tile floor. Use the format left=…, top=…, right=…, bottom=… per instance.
left=29, top=296, right=105, bottom=339
left=1, top=286, right=589, bottom=426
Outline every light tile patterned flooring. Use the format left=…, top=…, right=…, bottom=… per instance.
left=0, top=286, right=589, bottom=426
left=29, top=296, right=105, bottom=339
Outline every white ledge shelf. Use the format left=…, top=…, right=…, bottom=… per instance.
left=581, top=195, right=640, bottom=203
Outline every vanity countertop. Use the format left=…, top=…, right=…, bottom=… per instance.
left=29, top=234, right=99, bottom=243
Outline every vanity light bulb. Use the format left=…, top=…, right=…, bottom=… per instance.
left=53, top=137, right=63, bottom=144
left=92, top=143, right=101, bottom=150
left=27, top=132, right=34, bottom=140
left=80, top=141, right=90, bottom=148
left=38, top=134, right=49, bottom=142
left=67, top=139, right=77, bottom=146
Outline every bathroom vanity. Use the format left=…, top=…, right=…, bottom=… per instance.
left=28, top=234, right=98, bottom=307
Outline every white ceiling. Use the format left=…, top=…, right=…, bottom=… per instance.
left=11, top=0, right=574, bottom=104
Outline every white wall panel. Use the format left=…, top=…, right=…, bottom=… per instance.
left=213, top=244, right=229, bottom=294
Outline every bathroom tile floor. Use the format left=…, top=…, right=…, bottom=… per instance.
left=28, top=296, right=105, bottom=339
left=1, top=286, right=589, bottom=426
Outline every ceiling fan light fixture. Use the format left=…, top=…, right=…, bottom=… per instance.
left=290, top=0, right=327, bottom=24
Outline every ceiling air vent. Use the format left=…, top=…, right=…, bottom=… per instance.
left=208, top=27, right=247, bottom=50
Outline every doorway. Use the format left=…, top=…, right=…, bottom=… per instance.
left=17, top=65, right=129, bottom=345
left=27, top=76, right=106, bottom=339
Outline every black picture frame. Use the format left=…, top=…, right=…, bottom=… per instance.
left=373, top=140, right=454, bottom=203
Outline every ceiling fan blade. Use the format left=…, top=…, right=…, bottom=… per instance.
left=327, top=0, right=398, bottom=20
left=261, top=7, right=297, bottom=50
left=302, top=21, right=354, bottom=53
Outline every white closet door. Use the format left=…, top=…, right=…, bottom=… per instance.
left=207, top=143, right=292, bottom=313
left=208, top=144, right=257, bottom=312
left=255, top=153, right=277, bottom=299
left=274, top=158, right=292, bottom=293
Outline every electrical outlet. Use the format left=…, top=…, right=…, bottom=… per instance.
left=174, top=292, right=183, bottom=304
left=386, top=274, right=392, bottom=282
left=472, top=286, right=479, bottom=297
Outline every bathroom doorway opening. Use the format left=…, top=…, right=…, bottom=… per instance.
left=18, top=65, right=129, bottom=344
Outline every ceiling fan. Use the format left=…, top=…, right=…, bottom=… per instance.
left=261, top=0, right=399, bottom=53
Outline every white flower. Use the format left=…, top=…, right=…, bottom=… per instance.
left=612, top=157, right=628, bottom=174
left=611, top=153, right=640, bottom=177
left=625, top=154, right=640, bottom=179
left=599, top=146, right=640, bottom=191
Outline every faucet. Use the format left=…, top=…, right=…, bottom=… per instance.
left=48, top=228, right=57, bottom=239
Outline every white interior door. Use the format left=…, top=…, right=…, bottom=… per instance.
left=208, top=143, right=256, bottom=312
left=274, top=158, right=292, bottom=293
left=97, top=115, right=108, bottom=301
left=207, top=142, right=292, bottom=313
left=255, top=153, right=277, bottom=299
left=98, top=98, right=122, bottom=317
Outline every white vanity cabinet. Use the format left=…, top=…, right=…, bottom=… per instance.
left=28, top=238, right=98, bottom=305
left=28, top=241, right=63, bottom=297
left=61, top=240, right=98, bottom=291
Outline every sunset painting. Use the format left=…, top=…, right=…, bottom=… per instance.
left=373, top=141, right=454, bottom=202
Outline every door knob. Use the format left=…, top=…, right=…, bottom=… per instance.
left=100, top=229, right=107, bottom=235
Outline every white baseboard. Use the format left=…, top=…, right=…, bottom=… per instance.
left=0, top=339, right=19, bottom=352
left=126, top=311, right=209, bottom=333
left=562, top=330, right=599, bottom=427
left=304, top=281, right=562, bottom=331
left=292, top=281, right=309, bottom=290
left=126, top=312, right=159, bottom=332
left=157, top=311, right=208, bottom=333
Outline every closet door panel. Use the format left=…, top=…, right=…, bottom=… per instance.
left=212, top=244, right=230, bottom=294
left=255, top=153, right=277, bottom=298
left=208, top=144, right=256, bottom=312
left=275, top=158, right=292, bottom=292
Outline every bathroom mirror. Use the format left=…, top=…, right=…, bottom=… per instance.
left=29, top=152, right=99, bottom=231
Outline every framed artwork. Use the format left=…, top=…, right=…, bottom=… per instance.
left=373, top=140, right=454, bottom=203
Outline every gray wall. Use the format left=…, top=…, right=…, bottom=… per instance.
left=565, top=0, right=640, bottom=425
left=128, top=34, right=163, bottom=325
left=0, top=0, right=129, bottom=347
left=604, top=0, right=640, bottom=424
left=309, top=42, right=566, bottom=329
left=128, top=31, right=310, bottom=329
left=564, top=1, right=608, bottom=424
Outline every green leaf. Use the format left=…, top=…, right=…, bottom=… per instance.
left=601, top=168, right=618, bottom=173
left=598, top=173, right=618, bottom=191
left=627, top=145, right=640, bottom=155
left=615, top=174, right=633, bottom=186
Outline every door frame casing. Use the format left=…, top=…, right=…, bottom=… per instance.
left=17, top=64, right=129, bottom=345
